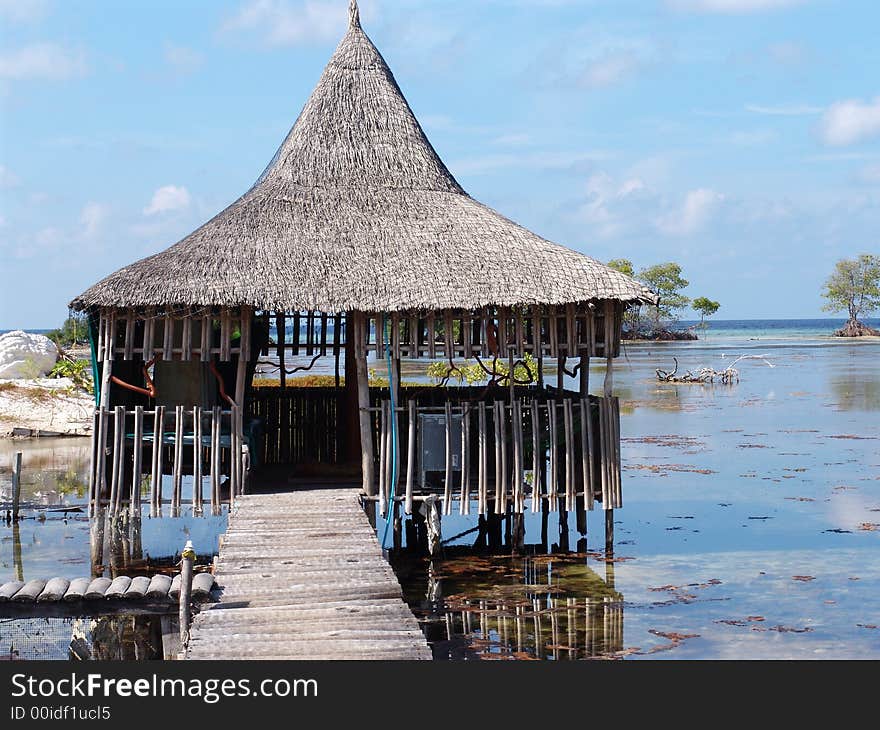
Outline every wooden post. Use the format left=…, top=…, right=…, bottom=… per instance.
left=460, top=404, right=470, bottom=516
left=578, top=352, right=591, bottom=534
left=230, top=406, right=240, bottom=504
left=192, top=405, right=202, bottom=511
left=564, top=398, right=575, bottom=513
left=11, top=452, right=22, bottom=522
left=493, top=401, right=503, bottom=514
left=603, top=301, right=615, bottom=553
left=443, top=400, right=453, bottom=516
left=210, top=406, right=221, bottom=513
left=499, top=402, right=508, bottom=513
left=477, top=401, right=487, bottom=516
left=276, top=312, right=286, bottom=388
left=405, top=398, right=416, bottom=515
left=150, top=406, right=164, bottom=515
left=353, top=312, right=376, bottom=495
left=109, top=405, right=124, bottom=514
left=548, top=400, right=558, bottom=511
left=131, top=406, right=143, bottom=515
left=580, top=398, right=594, bottom=511
left=179, top=540, right=195, bottom=649
left=530, top=400, right=541, bottom=514
left=88, top=409, right=98, bottom=516
left=512, top=400, right=525, bottom=512
left=378, top=400, right=388, bottom=517
left=172, top=405, right=184, bottom=513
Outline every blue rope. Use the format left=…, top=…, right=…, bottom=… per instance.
left=380, top=314, right=399, bottom=550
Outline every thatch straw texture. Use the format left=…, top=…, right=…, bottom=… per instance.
left=71, top=2, right=656, bottom=313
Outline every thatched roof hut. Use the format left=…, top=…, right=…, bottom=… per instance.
left=75, top=2, right=651, bottom=527
left=70, top=0, right=654, bottom=314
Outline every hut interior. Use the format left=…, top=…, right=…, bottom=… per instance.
left=70, top=1, right=657, bottom=543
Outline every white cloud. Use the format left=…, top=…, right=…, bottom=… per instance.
left=220, top=0, right=357, bottom=47
left=144, top=185, right=191, bottom=216
left=79, top=202, right=109, bottom=239
left=657, top=188, right=724, bottom=235
left=0, top=43, right=87, bottom=80
left=0, top=164, right=20, bottom=188
left=0, top=0, right=48, bottom=24
left=164, top=44, right=204, bottom=75
left=579, top=172, right=648, bottom=237
left=667, top=0, right=807, bottom=12
left=819, top=97, right=880, bottom=147
left=746, top=103, right=822, bottom=116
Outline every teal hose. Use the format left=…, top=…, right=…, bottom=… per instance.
left=381, top=314, right=399, bottom=550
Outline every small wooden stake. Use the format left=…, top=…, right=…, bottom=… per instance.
left=11, top=452, right=22, bottom=522
left=179, top=540, right=195, bottom=649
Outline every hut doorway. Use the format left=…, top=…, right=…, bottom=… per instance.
left=245, top=311, right=360, bottom=479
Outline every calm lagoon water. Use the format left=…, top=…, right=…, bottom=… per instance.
left=2, top=320, right=878, bottom=659
left=0, top=440, right=227, bottom=660
left=385, top=327, right=880, bottom=659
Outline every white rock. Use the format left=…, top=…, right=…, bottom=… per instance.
left=0, top=330, right=59, bottom=379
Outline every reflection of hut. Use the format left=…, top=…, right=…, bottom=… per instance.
left=70, top=2, right=655, bottom=532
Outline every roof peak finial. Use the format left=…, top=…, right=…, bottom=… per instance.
left=348, top=0, right=361, bottom=29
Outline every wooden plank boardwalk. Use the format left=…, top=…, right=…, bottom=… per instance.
left=185, top=489, right=432, bottom=660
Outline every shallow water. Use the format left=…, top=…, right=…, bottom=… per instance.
left=0, top=438, right=226, bottom=659
left=2, top=332, right=878, bottom=660
left=386, top=335, right=880, bottom=659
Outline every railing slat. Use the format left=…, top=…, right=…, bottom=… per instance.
left=530, top=400, right=542, bottom=513
left=405, top=399, right=416, bottom=515
left=131, top=405, right=143, bottom=514
left=443, top=401, right=453, bottom=516
left=459, top=404, right=470, bottom=516
left=548, top=400, right=558, bottom=511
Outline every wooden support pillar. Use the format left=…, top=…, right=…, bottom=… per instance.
left=603, top=301, right=615, bottom=554
left=577, top=352, right=590, bottom=535
left=234, top=309, right=250, bottom=494
left=96, top=312, right=114, bottom=506
left=276, top=312, right=286, bottom=388
left=353, top=312, right=376, bottom=495
left=343, top=315, right=361, bottom=465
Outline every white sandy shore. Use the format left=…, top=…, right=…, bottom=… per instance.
left=0, top=378, right=94, bottom=437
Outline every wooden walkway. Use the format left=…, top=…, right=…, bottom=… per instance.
left=185, top=489, right=432, bottom=660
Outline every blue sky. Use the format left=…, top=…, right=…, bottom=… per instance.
left=1, top=0, right=878, bottom=328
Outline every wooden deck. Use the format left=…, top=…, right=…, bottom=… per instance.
left=185, top=489, right=432, bottom=660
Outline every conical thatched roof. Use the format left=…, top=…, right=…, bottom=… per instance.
left=71, top=1, right=655, bottom=313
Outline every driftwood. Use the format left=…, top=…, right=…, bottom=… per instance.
left=657, top=354, right=774, bottom=384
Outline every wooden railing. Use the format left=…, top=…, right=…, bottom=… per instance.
left=89, top=405, right=244, bottom=516
left=373, top=393, right=622, bottom=517
left=246, top=388, right=342, bottom=467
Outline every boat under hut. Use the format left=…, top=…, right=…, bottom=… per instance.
left=70, top=1, right=656, bottom=548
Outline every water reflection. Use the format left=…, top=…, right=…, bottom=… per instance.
left=829, top=373, right=880, bottom=411
left=0, top=615, right=168, bottom=660
left=397, top=550, right=624, bottom=660
left=1, top=438, right=224, bottom=661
